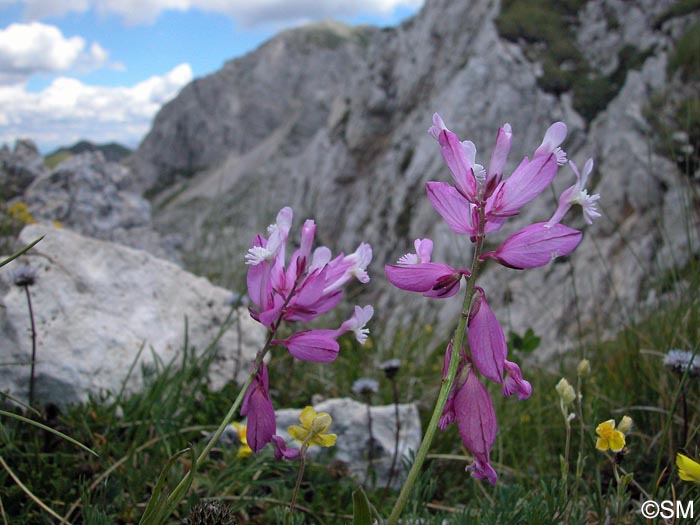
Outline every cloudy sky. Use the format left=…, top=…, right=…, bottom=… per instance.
left=0, top=0, right=422, bottom=153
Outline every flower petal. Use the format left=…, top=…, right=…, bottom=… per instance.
left=385, top=262, right=460, bottom=293
left=426, top=181, right=477, bottom=235
left=487, top=154, right=558, bottom=217
left=481, top=222, right=582, bottom=269
left=677, top=453, right=700, bottom=482
left=241, top=364, right=276, bottom=453
left=455, top=371, right=498, bottom=485
left=468, top=288, right=506, bottom=384
left=437, top=129, right=478, bottom=200
left=278, top=330, right=340, bottom=363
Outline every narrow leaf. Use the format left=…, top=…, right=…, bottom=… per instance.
left=0, top=410, right=98, bottom=456
left=352, top=487, right=373, bottom=525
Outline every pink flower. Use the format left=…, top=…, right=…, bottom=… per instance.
left=547, top=158, right=600, bottom=226
left=274, top=330, right=340, bottom=363
left=428, top=113, right=478, bottom=201
left=486, top=123, right=512, bottom=191
left=241, top=363, right=276, bottom=453
left=246, top=208, right=373, bottom=328
left=481, top=222, right=582, bottom=269
left=467, top=288, right=532, bottom=400
left=385, top=238, right=469, bottom=299
left=485, top=153, right=560, bottom=220
left=455, top=371, right=498, bottom=485
left=271, top=435, right=301, bottom=460
left=426, top=182, right=478, bottom=236
left=273, top=305, right=374, bottom=362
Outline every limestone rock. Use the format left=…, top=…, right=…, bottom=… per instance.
left=0, top=223, right=266, bottom=405
left=274, top=398, right=422, bottom=487
left=23, top=151, right=180, bottom=261
left=0, top=139, right=46, bottom=199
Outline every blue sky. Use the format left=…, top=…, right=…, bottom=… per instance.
left=0, top=0, right=422, bottom=153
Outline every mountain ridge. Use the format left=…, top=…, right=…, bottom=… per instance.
left=127, top=0, right=700, bottom=356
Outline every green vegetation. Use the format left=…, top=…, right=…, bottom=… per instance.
left=668, top=22, right=700, bottom=82
left=44, top=140, right=132, bottom=168
left=2, top=234, right=699, bottom=523
left=495, top=1, right=651, bottom=122
left=654, top=0, right=700, bottom=28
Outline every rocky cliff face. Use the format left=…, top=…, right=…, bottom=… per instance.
left=129, top=0, right=700, bottom=357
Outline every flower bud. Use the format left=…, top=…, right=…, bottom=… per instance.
left=577, top=359, right=591, bottom=377
left=310, top=412, right=333, bottom=435
left=556, top=378, right=576, bottom=405
left=617, top=415, right=633, bottom=435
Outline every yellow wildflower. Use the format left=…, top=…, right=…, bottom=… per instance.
left=232, top=422, right=252, bottom=459
left=288, top=406, right=336, bottom=447
left=595, top=419, right=625, bottom=452
left=7, top=202, right=35, bottom=224
left=676, top=453, right=700, bottom=482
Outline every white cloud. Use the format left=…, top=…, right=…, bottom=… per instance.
left=8, top=0, right=423, bottom=26
left=0, top=63, right=192, bottom=150
left=0, top=22, right=111, bottom=83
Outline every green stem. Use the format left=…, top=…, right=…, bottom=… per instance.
left=386, top=208, right=487, bottom=525
left=161, top=274, right=306, bottom=515
left=289, top=443, right=309, bottom=515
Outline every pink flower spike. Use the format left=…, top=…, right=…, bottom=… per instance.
left=271, top=435, right=301, bottom=460
left=534, top=121, right=568, bottom=166
left=503, top=360, right=532, bottom=400
left=426, top=182, right=478, bottom=236
left=338, top=305, right=374, bottom=344
left=455, top=371, right=498, bottom=485
left=241, top=363, right=276, bottom=453
left=547, top=158, right=600, bottom=226
left=467, top=288, right=506, bottom=384
left=275, top=330, right=340, bottom=363
left=487, top=123, right=512, bottom=185
left=481, top=222, right=583, bottom=269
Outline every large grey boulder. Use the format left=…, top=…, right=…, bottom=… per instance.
left=274, top=398, right=422, bottom=488
left=0, top=223, right=266, bottom=405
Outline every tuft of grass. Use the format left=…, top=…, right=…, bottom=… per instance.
left=668, top=22, right=700, bottom=82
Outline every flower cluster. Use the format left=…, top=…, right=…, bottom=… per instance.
left=243, top=207, right=374, bottom=455
left=385, top=114, right=599, bottom=484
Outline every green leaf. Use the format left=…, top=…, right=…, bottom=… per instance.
left=139, top=447, right=196, bottom=525
left=0, top=236, right=43, bottom=268
left=352, top=487, right=374, bottom=525
left=0, top=409, right=98, bottom=456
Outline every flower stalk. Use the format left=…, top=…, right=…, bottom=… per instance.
left=386, top=209, right=486, bottom=525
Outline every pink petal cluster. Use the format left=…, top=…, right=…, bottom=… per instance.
left=386, top=114, right=599, bottom=484
left=244, top=207, right=374, bottom=454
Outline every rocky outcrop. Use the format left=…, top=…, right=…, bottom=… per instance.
left=0, top=223, right=266, bottom=405
left=0, top=140, right=46, bottom=200
left=130, top=1, right=699, bottom=357
left=23, top=151, right=181, bottom=260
